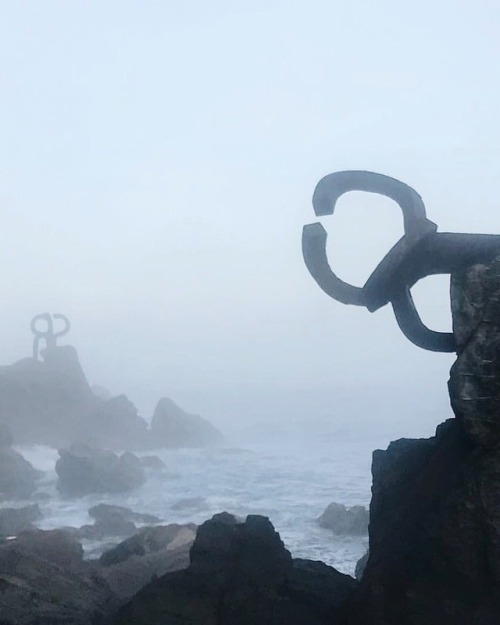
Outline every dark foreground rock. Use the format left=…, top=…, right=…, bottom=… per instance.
left=0, top=504, right=42, bottom=536
left=149, top=397, right=224, bottom=448
left=343, top=259, right=500, bottom=625
left=318, top=502, right=368, bottom=535
left=110, top=512, right=357, bottom=625
left=56, top=443, right=146, bottom=496
left=0, top=529, right=115, bottom=625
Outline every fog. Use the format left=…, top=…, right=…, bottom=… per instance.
left=2, top=1, right=500, bottom=443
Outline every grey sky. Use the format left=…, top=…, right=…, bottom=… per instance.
left=1, top=1, right=500, bottom=439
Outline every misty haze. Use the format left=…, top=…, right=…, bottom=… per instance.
left=1, top=2, right=500, bottom=624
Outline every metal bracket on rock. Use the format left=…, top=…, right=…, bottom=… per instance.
left=302, top=170, right=500, bottom=353
left=31, top=313, right=71, bottom=360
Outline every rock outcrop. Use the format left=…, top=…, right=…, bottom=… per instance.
left=0, top=428, right=40, bottom=499
left=318, top=502, right=369, bottom=535
left=149, top=397, right=224, bottom=448
left=0, top=346, right=223, bottom=450
left=0, top=504, right=42, bottom=536
left=0, top=346, right=149, bottom=449
left=99, top=523, right=197, bottom=599
left=0, top=529, right=115, bottom=625
left=56, top=443, right=146, bottom=496
left=343, top=260, right=500, bottom=625
left=111, top=512, right=357, bottom=625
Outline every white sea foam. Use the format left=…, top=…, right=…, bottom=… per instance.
left=14, top=434, right=386, bottom=576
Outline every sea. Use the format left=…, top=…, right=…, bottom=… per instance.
left=12, top=429, right=389, bottom=578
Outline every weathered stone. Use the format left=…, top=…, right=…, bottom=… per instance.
left=318, top=502, right=368, bottom=535
left=149, top=397, right=224, bottom=448
left=450, top=259, right=500, bottom=447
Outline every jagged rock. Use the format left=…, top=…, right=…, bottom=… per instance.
left=0, top=504, right=42, bottom=536
left=343, top=259, right=500, bottom=625
left=149, top=397, right=224, bottom=448
left=111, top=512, right=357, bottom=624
left=318, top=502, right=368, bottom=535
left=0, top=447, right=40, bottom=499
left=0, top=529, right=114, bottom=624
left=98, top=524, right=197, bottom=599
left=86, top=395, right=150, bottom=450
left=138, top=455, right=166, bottom=471
left=56, top=443, right=146, bottom=496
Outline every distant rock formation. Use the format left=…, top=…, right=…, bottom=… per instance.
left=56, top=443, right=146, bottom=496
left=318, top=502, right=368, bottom=535
left=111, top=512, right=357, bottom=625
left=0, top=345, right=223, bottom=450
left=149, top=397, right=224, bottom=448
left=343, top=259, right=500, bottom=625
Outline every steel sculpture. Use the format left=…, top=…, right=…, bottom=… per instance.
left=302, top=170, right=500, bottom=352
left=31, top=313, right=71, bottom=360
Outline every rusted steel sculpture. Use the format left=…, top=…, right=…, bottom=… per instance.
left=31, top=313, right=71, bottom=360
left=302, top=170, right=500, bottom=352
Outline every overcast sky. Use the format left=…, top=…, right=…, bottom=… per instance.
left=1, top=1, right=500, bottom=440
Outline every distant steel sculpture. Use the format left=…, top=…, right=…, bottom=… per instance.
left=31, top=313, right=71, bottom=360
left=302, top=170, right=500, bottom=352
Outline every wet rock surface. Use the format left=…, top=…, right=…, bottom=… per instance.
left=110, top=512, right=357, bottom=625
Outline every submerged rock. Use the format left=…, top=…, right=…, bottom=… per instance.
left=56, top=443, right=146, bottom=496
left=89, top=503, right=162, bottom=526
left=111, top=512, right=357, bottom=624
left=318, top=502, right=368, bottom=535
left=149, top=397, right=224, bottom=448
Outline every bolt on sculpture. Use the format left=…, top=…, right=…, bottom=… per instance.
left=302, top=170, right=500, bottom=352
left=31, top=313, right=71, bottom=360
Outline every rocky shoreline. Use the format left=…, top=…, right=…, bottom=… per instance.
left=1, top=258, right=500, bottom=623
